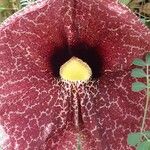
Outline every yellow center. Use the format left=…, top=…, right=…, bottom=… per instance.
left=59, top=57, right=92, bottom=82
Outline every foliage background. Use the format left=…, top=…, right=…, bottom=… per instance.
left=0, top=0, right=35, bottom=23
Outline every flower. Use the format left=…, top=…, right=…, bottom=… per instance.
left=0, top=0, right=150, bottom=149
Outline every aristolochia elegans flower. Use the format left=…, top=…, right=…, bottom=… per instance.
left=0, top=0, right=150, bottom=149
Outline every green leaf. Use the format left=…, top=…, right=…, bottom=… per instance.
left=132, top=82, right=146, bottom=92
left=141, top=18, right=146, bottom=24
left=137, top=141, right=150, bottom=150
left=128, top=131, right=150, bottom=149
left=0, top=4, right=5, bottom=12
left=146, top=53, right=150, bottom=65
left=131, top=68, right=146, bottom=78
left=143, top=131, right=150, bottom=139
left=0, top=7, right=6, bottom=13
left=132, top=59, right=146, bottom=66
left=119, top=0, right=130, bottom=5
left=127, top=132, right=142, bottom=146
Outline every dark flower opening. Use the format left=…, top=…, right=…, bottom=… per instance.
left=50, top=42, right=103, bottom=79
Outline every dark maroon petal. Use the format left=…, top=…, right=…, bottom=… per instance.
left=0, top=0, right=150, bottom=150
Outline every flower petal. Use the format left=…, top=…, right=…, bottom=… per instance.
left=0, top=0, right=150, bottom=150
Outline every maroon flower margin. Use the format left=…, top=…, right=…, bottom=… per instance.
left=0, top=0, right=150, bottom=149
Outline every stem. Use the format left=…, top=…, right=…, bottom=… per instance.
left=72, top=84, right=79, bottom=128
left=0, top=8, right=18, bottom=10
left=71, top=84, right=82, bottom=150
left=77, top=133, right=82, bottom=150
left=141, top=65, right=150, bottom=133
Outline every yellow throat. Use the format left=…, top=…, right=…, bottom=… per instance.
left=59, top=57, right=92, bottom=82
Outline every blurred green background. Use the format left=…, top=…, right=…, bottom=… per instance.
left=0, top=0, right=35, bottom=23
left=0, top=0, right=150, bottom=28
left=0, top=0, right=19, bottom=23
